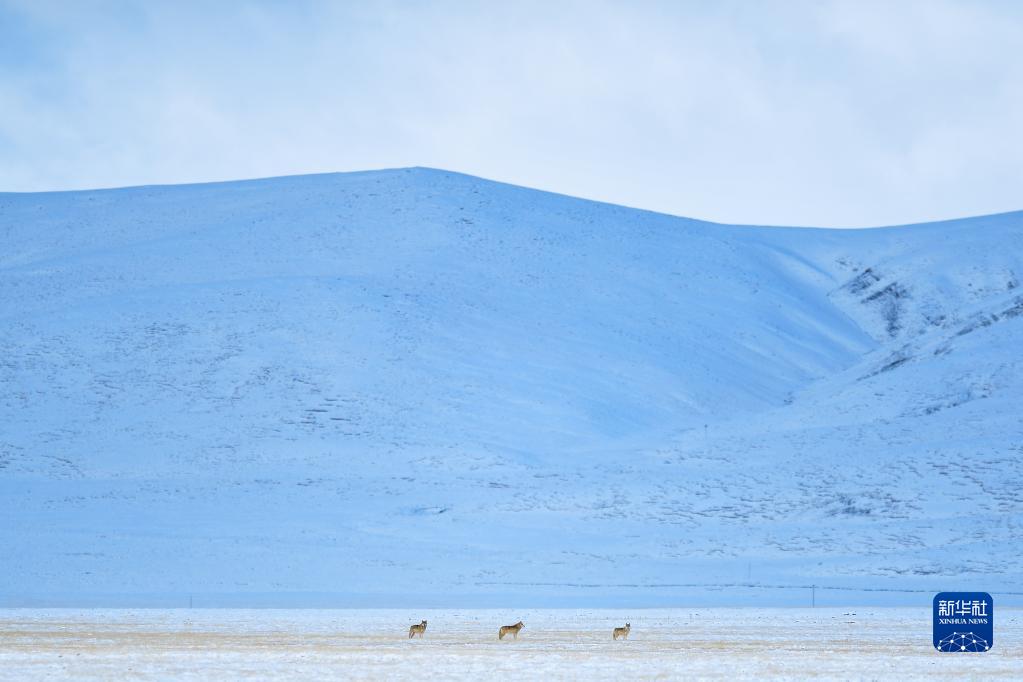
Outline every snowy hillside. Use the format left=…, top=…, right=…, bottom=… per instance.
left=1, top=168, right=1021, bottom=606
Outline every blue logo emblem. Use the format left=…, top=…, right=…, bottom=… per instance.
left=933, top=592, right=993, bottom=652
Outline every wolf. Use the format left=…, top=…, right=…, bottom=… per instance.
left=408, top=620, right=427, bottom=638
left=613, top=623, right=631, bottom=640
left=498, top=621, right=525, bottom=640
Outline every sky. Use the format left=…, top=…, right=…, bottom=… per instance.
left=1, top=0, right=1023, bottom=227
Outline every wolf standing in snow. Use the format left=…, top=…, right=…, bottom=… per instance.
left=498, top=621, right=524, bottom=640
left=409, top=620, right=427, bottom=638
left=613, top=623, right=631, bottom=640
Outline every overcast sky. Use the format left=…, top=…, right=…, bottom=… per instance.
left=2, top=0, right=1022, bottom=227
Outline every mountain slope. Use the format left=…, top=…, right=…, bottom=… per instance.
left=1, top=168, right=1020, bottom=605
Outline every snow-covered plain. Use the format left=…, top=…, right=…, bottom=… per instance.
left=1, top=608, right=1020, bottom=680
left=1, top=167, right=1022, bottom=606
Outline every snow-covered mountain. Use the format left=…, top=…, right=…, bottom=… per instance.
left=2, top=168, right=1021, bottom=606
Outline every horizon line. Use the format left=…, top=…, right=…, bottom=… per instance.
left=3, top=165, right=1021, bottom=232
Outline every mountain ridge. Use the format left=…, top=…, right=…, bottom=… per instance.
left=2, top=168, right=1021, bottom=606
left=8, top=165, right=1023, bottom=230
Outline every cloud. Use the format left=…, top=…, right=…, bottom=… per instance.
left=1, top=0, right=1022, bottom=226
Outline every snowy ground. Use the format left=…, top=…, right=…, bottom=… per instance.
left=0, top=608, right=1020, bottom=680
